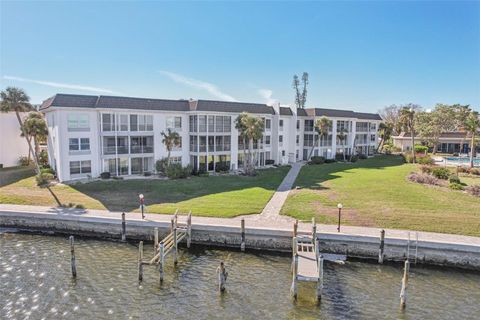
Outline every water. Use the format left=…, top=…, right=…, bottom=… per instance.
left=445, top=157, right=480, bottom=166
left=1, top=232, right=479, bottom=320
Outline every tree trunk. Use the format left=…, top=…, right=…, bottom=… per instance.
left=411, top=130, right=416, bottom=164
left=247, top=138, right=254, bottom=175
left=376, top=136, right=384, bottom=153
left=15, top=110, right=40, bottom=173
left=34, top=136, right=40, bottom=162
left=470, top=134, right=475, bottom=168
left=167, top=149, right=171, bottom=166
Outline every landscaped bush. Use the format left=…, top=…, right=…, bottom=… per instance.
left=38, top=150, right=49, bottom=168
left=335, top=153, right=345, bottom=161
left=155, top=158, right=169, bottom=173
left=215, top=162, right=230, bottom=173
left=75, top=204, right=85, bottom=209
left=309, top=156, right=325, bottom=165
left=18, top=156, right=32, bottom=166
left=449, top=174, right=461, bottom=184
left=471, top=168, right=480, bottom=176
left=100, top=172, right=111, bottom=179
left=414, top=145, right=428, bottom=154
left=265, top=159, right=275, bottom=165
left=431, top=167, right=451, bottom=180
left=35, top=172, right=54, bottom=186
left=349, top=155, right=358, bottom=163
left=419, top=165, right=432, bottom=174
left=457, top=167, right=480, bottom=176
left=40, top=167, right=55, bottom=175
left=402, top=152, right=414, bottom=163
left=407, top=172, right=441, bottom=186
left=324, top=159, right=336, bottom=163
left=165, top=163, right=192, bottom=179
left=358, top=154, right=368, bottom=160
left=143, top=171, right=152, bottom=177
left=417, top=155, right=434, bottom=165
left=112, top=176, right=123, bottom=180
left=449, top=182, right=464, bottom=190
left=466, top=185, right=480, bottom=197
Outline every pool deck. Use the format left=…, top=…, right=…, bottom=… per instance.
left=1, top=204, right=480, bottom=269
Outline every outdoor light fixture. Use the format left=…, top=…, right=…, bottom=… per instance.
left=337, top=203, right=343, bottom=232
left=139, top=194, right=145, bottom=219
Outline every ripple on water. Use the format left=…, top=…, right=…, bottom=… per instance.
left=1, top=233, right=479, bottom=320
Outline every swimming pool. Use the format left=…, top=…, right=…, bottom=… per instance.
left=444, top=157, right=480, bottom=166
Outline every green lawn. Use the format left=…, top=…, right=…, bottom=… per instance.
left=281, top=155, right=480, bottom=237
left=0, top=167, right=290, bottom=218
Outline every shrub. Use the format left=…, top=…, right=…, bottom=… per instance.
left=457, top=166, right=469, bottom=173
left=165, top=164, right=192, bottom=179
left=407, top=172, right=441, bottom=186
left=18, top=156, right=32, bottom=166
left=431, top=167, right=450, bottom=180
left=414, top=145, right=428, bottom=154
left=155, top=158, right=169, bottom=173
left=143, top=171, right=152, bottom=177
left=265, top=159, right=275, bottom=165
left=449, top=174, right=461, bottom=184
left=349, top=155, right=358, bottom=163
left=335, top=153, right=345, bottom=161
left=40, top=167, right=55, bottom=175
left=402, top=152, right=414, bottom=163
left=215, top=162, right=230, bottom=173
left=358, top=154, right=368, bottom=160
left=38, top=150, right=49, bottom=168
left=466, top=185, right=480, bottom=197
left=75, top=204, right=85, bottom=209
left=449, top=182, right=464, bottom=190
left=112, top=176, right=123, bottom=180
left=36, top=172, right=54, bottom=186
left=419, top=165, right=432, bottom=174
left=100, top=172, right=111, bottom=179
left=471, top=168, right=480, bottom=176
left=310, top=156, right=325, bottom=165
left=325, top=159, right=336, bottom=163
left=417, top=155, right=434, bottom=165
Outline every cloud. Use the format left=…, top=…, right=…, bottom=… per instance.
left=159, top=70, right=237, bottom=102
left=3, top=75, right=120, bottom=94
left=257, top=88, right=277, bottom=106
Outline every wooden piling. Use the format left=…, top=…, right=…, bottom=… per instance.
left=400, top=259, right=410, bottom=308
left=187, top=211, right=192, bottom=249
left=293, top=220, right=298, bottom=238
left=121, top=212, right=126, bottom=242
left=173, top=220, right=178, bottom=265
left=312, top=217, right=317, bottom=245
left=69, top=236, right=76, bottom=278
left=240, top=218, right=245, bottom=252
left=159, top=242, right=164, bottom=283
left=317, top=254, right=324, bottom=300
left=379, top=229, right=385, bottom=264
left=217, top=262, right=227, bottom=292
left=291, top=254, right=298, bottom=299
left=154, top=227, right=159, bottom=255
left=138, top=241, right=144, bottom=281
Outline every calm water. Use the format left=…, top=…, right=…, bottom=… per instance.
left=1, top=232, right=479, bottom=320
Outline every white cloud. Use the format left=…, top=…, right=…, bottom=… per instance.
left=159, top=70, right=237, bottom=102
left=3, top=75, right=119, bottom=94
left=257, top=88, right=277, bottom=106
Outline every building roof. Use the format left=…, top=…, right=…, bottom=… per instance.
left=40, top=94, right=274, bottom=114
left=279, top=107, right=293, bottom=116
left=297, top=107, right=381, bottom=120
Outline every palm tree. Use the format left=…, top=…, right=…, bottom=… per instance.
left=309, top=116, right=332, bottom=160
left=464, top=111, right=480, bottom=168
left=161, top=128, right=181, bottom=165
left=399, top=106, right=417, bottom=163
left=0, top=87, right=40, bottom=173
left=235, top=112, right=264, bottom=175
left=376, top=122, right=393, bottom=153
left=22, top=112, right=48, bottom=162
left=337, top=128, right=348, bottom=161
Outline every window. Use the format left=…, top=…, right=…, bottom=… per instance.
left=279, top=119, right=284, bottom=131
left=70, top=160, right=91, bottom=175
left=356, top=122, right=368, bottom=132
left=130, top=115, right=138, bottom=131
left=208, top=116, right=215, bottom=132
left=130, top=136, right=154, bottom=154
left=296, top=135, right=299, bottom=146
left=265, top=119, right=271, bottom=130
left=216, top=116, right=224, bottom=132
left=167, top=116, right=182, bottom=130
left=370, top=123, right=377, bottom=131
left=189, top=115, right=197, bottom=132
left=69, top=138, right=90, bottom=151
left=279, top=135, right=283, bottom=147
left=296, top=120, right=300, bottom=130
left=337, top=120, right=349, bottom=132
left=118, top=114, right=129, bottom=131
left=265, top=135, right=271, bottom=145
left=80, top=138, right=90, bottom=150
left=282, top=150, right=285, bottom=156
left=223, top=116, right=231, bottom=132
left=131, top=157, right=153, bottom=174
left=198, top=115, right=207, bottom=132
left=170, top=156, right=182, bottom=164
left=303, top=134, right=314, bottom=147
left=68, top=114, right=89, bottom=131
left=131, top=115, right=153, bottom=131
left=199, top=136, right=207, bottom=152
left=304, top=120, right=314, bottom=131
left=69, top=138, right=79, bottom=151
left=102, top=114, right=115, bottom=132
left=173, top=137, right=182, bottom=151
left=371, top=134, right=376, bottom=142
left=208, top=136, right=215, bottom=152
left=190, top=135, right=198, bottom=152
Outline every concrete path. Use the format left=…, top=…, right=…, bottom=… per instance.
left=1, top=203, right=480, bottom=247
left=259, top=162, right=304, bottom=221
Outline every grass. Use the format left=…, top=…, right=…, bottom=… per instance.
left=281, top=155, right=480, bottom=237
left=0, top=166, right=290, bottom=218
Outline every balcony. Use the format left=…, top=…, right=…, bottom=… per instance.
left=130, top=145, right=154, bottom=154
left=103, top=146, right=129, bottom=155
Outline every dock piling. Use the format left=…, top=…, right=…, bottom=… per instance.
left=312, top=217, right=317, bottom=245
left=400, top=259, right=410, bottom=308
left=293, top=220, right=298, bottom=238
left=379, top=229, right=385, bottom=264
left=154, top=227, right=159, bottom=254
left=240, top=219, right=245, bottom=252
left=159, top=242, right=165, bottom=283
left=173, top=219, right=178, bottom=265
left=217, top=262, right=227, bottom=292
left=138, top=241, right=144, bottom=281
left=69, top=235, right=76, bottom=278
left=317, top=254, right=324, bottom=300
left=121, top=212, right=126, bottom=242
left=290, top=254, right=298, bottom=299
left=187, top=211, right=192, bottom=248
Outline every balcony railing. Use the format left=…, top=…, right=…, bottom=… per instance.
left=131, top=146, right=154, bottom=154
left=103, top=146, right=129, bottom=155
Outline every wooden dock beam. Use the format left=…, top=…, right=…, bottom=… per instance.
left=240, top=218, right=245, bottom=252
left=138, top=241, right=144, bottom=282
left=121, top=212, right=126, bottom=242
left=379, top=229, right=385, bottom=264
left=400, top=259, right=410, bottom=308
left=69, top=235, right=77, bottom=278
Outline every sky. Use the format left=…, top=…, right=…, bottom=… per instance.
left=1, top=1, right=479, bottom=113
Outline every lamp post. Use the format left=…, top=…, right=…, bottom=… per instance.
left=139, top=194, right=145, bottom=219
left=337, top=203, right=343, bottom=232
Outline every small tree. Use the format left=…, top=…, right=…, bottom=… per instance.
left=399, top=105, right=419, bottom=163
left=161, top=129, right=181, bottom=165
left=337, top=128, right=348, bottom=161
left=0, top=87, right=40, bottom=173
left=308, top=116, right=332, bottom=160
left=235, top=112, right=264, bottom=175
left=292, top=72, right=309, bottom=109
left=376, top=122, right=393, bottom=153
left=22, top=112, right=48, bottom=162
left=464, top=111, right=480, bottom=168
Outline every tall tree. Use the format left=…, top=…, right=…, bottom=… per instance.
left=337, top=128, right=348, bottom=161
left=378, top=105, right=402, bottom=136
left=308, top=116, right=332, bottom=160
left=0, top=87, right=40, bottom=173
left=292, top=72, right=309, bottom=109
left=464, top=111, right=480, bottom=168
left=161, top=128, right=181, bottom=165
left=235, top=112, right=264, bottom=176
left=22, top=112, right=48, bottom=162
left=376, top=122, right=393, bottom=153
left=399, top=105, right=420, bottom=163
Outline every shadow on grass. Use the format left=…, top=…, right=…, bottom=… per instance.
left=69, top=167, right=290, bottom=213
left=0, top=166, right=35, bottom=187
left=295, top=155, right=405, bottom=190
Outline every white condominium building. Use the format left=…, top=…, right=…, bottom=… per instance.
left=40, top=94, right=381, bottom=182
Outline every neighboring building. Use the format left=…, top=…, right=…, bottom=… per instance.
left=0, top=112, right=30, bottom=168
left=40, top=94, right=381, bottom=182
left=392, top=132, right=480, bottom=154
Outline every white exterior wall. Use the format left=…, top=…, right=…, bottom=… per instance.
left=0, top=112, right=30, bottom=168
